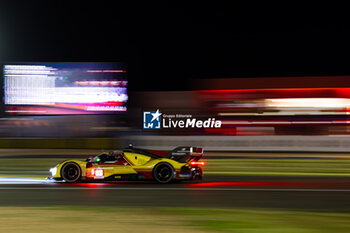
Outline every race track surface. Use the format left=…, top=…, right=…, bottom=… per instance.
left=2, top=149, right=350, bottom=211
left=1, top=176, right=350, bottom=211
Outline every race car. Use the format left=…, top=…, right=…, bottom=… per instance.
left=48, top=145, right=205, bottom=183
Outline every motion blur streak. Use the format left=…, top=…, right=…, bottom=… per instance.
left=85, top=70, right=126, bottom=73
left=66, top=183, right=108, bottom=188
left=0, top=177, right=46, bottom=184
left=188, top=181, right=350, bottom=188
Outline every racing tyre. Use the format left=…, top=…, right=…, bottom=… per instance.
left=153, top=163, right=175, bottom=184
left=193, top=173, right=202, bottom=180
left=61, top=162, right=81, bottom=183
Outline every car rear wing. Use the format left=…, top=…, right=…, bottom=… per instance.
left=164, top=146, right=204, bottom=162
left=191, top=147, right=204, bottom=157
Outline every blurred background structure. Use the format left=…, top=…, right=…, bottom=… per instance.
left=0, top=1, right=350, bottom=152
left=2, top=68, right=350, bottom=151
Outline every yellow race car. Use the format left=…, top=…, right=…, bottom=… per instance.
left=48, top=145, right=205, bottom=183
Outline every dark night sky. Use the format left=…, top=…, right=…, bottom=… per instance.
left=1, top=1, right=350, bottom=91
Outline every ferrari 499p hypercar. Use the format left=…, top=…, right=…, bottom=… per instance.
left=48, top=145, right=205, bottom=183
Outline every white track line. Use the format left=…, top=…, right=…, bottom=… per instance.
left=0, top=187, right=350, bottom=192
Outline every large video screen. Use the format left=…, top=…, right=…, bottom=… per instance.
left=3, top=63, right=127, bottom=115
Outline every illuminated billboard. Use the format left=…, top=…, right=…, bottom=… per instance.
left=3, top=63, right=127, bottom=115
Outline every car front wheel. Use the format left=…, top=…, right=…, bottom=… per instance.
left=61, top=162, right=81, bottom=183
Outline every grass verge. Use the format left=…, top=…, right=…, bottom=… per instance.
left=1, top=206, right=350, bottom=232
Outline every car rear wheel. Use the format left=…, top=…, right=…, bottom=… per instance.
left=153, top=163, right=175, bottom=184
left=61, top=162, right=81, bottom=183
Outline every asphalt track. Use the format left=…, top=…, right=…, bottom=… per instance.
left=2, top=149, right=350, bottom=211
left=2, top=176, right=350, bottom=211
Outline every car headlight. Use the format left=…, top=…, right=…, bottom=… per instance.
left=50, top=166, right=57, bottom=176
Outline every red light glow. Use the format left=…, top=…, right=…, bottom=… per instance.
left=67, top=183, right=108, bottom=188
left=188, top=181, right=350, bottom=187
left=190, top=161, right=206, bottom=166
